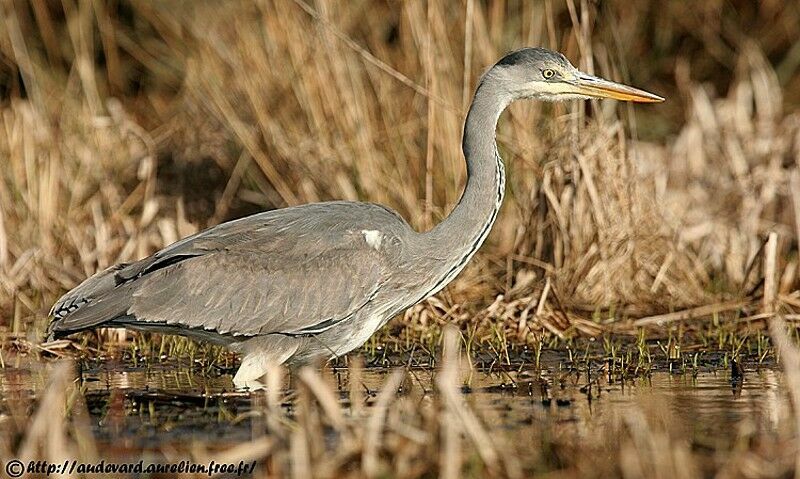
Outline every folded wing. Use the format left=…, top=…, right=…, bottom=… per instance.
left=49, top=202, right=401, bottom=339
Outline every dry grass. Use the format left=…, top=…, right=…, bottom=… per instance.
left=0, top=2, right=799, bottom=345
left=3, top=2, right=800, bottom=475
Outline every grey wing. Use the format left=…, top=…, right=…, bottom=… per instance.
left=128, top=242, right=386, bottom=337
left=49, top=202, right=405, bottom=339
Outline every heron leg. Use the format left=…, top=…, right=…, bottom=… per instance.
left=232, top=354, right=270, bottom=390
left=233, top=376, right=267, bottom=391
left=232, top=336, right=300, bottom=390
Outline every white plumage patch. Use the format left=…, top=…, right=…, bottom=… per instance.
left=233, top=345, right=298, bottom=390
left=361, top=230, right=383, bottom=250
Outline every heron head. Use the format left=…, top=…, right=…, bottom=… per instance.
left=487, top=47, right=664, bottom=103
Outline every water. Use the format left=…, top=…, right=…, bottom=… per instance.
left=0, top=357, right=788, bottom=455
left=369, top=366, right=788, bottom=454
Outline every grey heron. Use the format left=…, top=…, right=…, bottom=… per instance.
left=48, top=47, right=663, bottom=388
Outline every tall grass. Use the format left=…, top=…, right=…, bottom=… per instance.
left=0, top=0, right=798, bottom=345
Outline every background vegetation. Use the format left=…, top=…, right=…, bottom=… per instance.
left=2, top=1, right=800, bottom=477
left=1, top=0, right=799, bottom=348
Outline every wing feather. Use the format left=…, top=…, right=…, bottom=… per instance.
left=129, top=243, right=386, bottom=336
left=49, top=202, right=405, bottom=339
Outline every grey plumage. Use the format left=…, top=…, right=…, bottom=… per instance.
left=48, top=47, right=663, bottom=388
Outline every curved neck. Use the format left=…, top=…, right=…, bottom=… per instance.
left=423, top=77, right=511, bottom=288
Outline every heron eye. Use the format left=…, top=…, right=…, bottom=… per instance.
left=542, top=69, right=555, bottom=79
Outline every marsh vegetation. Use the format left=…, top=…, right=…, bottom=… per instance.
left=1, top=0, right=800, bottom=477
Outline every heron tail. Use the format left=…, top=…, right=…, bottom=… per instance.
left=47, top=263, right=136, bottom=340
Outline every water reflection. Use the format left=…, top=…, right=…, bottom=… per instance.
left=0, top=359, right=790, bottom=452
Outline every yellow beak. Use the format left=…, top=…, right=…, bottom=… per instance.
left=574, top=73, right=664, bottom=103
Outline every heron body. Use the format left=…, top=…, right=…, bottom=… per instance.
left=48, top=47, right=662, bottom=388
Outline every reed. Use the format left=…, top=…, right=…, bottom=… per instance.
left=0, top=0, right=799, bottom=362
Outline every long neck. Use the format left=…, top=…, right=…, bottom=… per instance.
left=423, top=77, right=510, bottom=284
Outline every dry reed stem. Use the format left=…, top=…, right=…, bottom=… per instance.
left=16, top=361, right=81, bottom=466
left=290, top=425, right=312, bottom=479
left=438, top=326, right=462, bottom=479
left=436, top=326, right=502, bottom=474
left=633, top=300, right=753, bottom=327
left=768, top=315, right=800, bottom=479
left=792, top=170, right=800, bottom=257
left=297, top=367, right=345, bottom=430
left=289, top=0, right=449, bottom=108
left=764, top=232, right=779, bottom=314
left=348, top=356, right=364, bottom=419
left=362, top=368, right=405, bottom=477
left=193, top=437, right=274, bottom=475
left=620, top=407, right=700, bottom=479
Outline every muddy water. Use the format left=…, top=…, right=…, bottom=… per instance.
left=363, top=367, right=789, bottom=454
left=0, top=358, right=789, bottom=453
